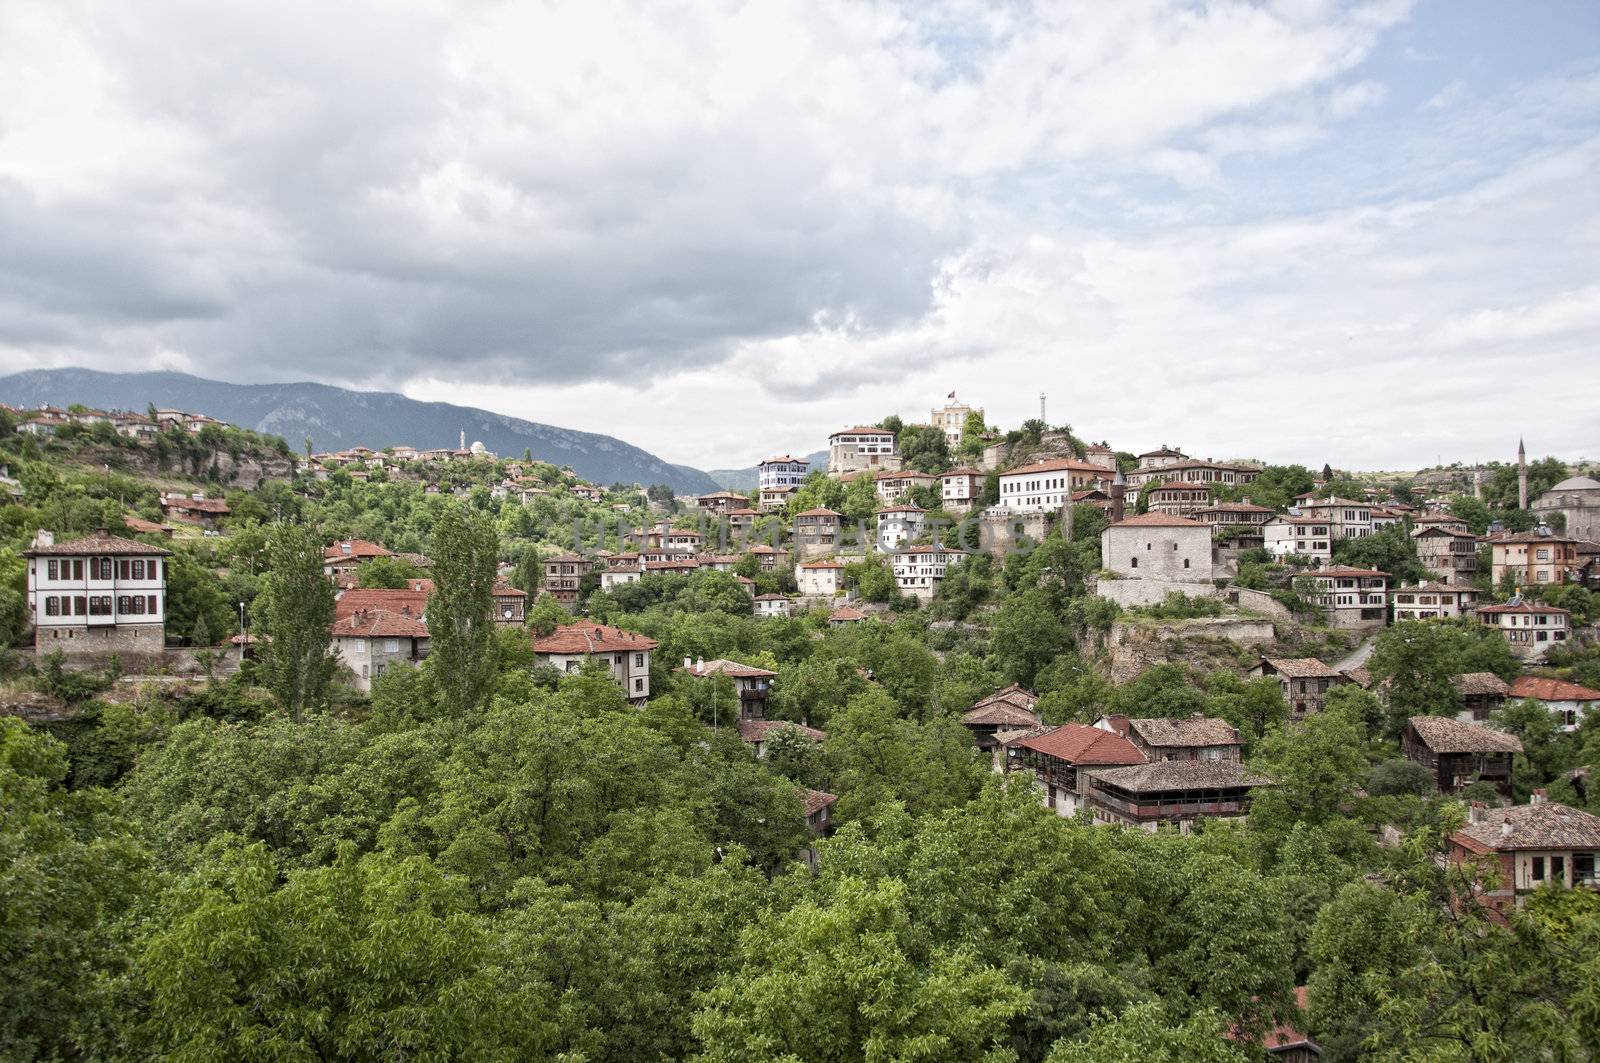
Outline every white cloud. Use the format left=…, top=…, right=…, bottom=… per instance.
left=2, top=0, right=1598, bottom=473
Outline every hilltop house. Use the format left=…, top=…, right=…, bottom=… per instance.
left=876, top=505, right=925, bottom=551
left=757, top=455, right=809, bottom=494
left=941, top=468, right=986, bottom=513
left=891, top=544, right=965, bottom=602
left=997, top=458, right=1110, bottom=513
left=542, top=554, right=595, bottom=606
left=1299, top=566, right=1390, bottom=629
left=1489, top=532, right=1582, bottom=587
left=324, top=539, right=395, bottom=579
left=1390, top=581, right=1479, bottom=621
left=1264, top=516, right=1333, bottom=563
left=1414, top=526, right=1480, bottom=583
left=796, top=559, right=845, bottom=598
left=1096, top=714, right=1242, bottom=763
left=794, top=508, right=843, bottom=556
left=827, top=427, right=901, bottom=476
left=160, top=491, right=230, bottom=530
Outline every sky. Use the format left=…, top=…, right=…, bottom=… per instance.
left=1, top=0, right=1597, bottom=472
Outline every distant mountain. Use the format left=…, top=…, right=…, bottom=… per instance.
left=705, top=449, right=829, bottom=490
left=0, top=368, right=720, bottom=493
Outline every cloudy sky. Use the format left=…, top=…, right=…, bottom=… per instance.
left=1, top=0, right=1597, bottom=471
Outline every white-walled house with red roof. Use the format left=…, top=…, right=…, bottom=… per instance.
left=531, top=621, right=658, bottom=703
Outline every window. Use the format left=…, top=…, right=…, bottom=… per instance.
left=566, top=661, right=579, bottom=673
left=71, top=560, right=83, bottom=580
left=634, top=653, right=644, bottom=667
left=384, top=639, right=399, bottom=653
left=132, top=559, right=145, bottom=579
left=147, top=595, right=157, bottom=614
left=1552, top=855, right=1565, bottom=881
left=1130, top=557, right=1138, bottom=569
left=93, top=558, right=112, bottom=580
left=45, top=596, right=60, bottom=616
left=633, top=678, right=644, bottom=692
left=73, top=596, right=86, bottom=615
left=47, top=560, right=58, bottom=579
left=88, top=596, right=111, bottom=616
left=1183, top=558, right=1190, bottom=569
left=1532, top=856, right=1545, bottom=881
left=1577, top=853, right=1596, bottom=883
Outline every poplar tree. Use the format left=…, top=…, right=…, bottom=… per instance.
left=257, top=523, right=337, bottom=722
left=428, top=503, right=500, bottom=713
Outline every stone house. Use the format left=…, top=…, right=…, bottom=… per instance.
left=331, top=606, right=430, bottom=693
left=160, top=491, right=231, bottom=530
left=1097, top=512, right=1215, bottom=607
left=542, top=553, right=595, bottom=606
left=752, top=593, right=794, bottom=618
left=679, top=656, right=777, bottom=722
left=794, top=508, right=843, bottom=556
left=940, top=468, right=986, bottom=513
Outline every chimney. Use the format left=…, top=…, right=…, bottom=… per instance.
left=684, top=656, right=692, bottom=671
left=94, top=527, right=108, bottom=538
left=1468, top=801, right=1484, bottom=824
left=31, top=529, right=54, bottom=549
left=696, top=656, right=705, bottom=671
left=1501, top=819, right=1514, bottom=839
left=1532, top=788, right=1547, bottom=805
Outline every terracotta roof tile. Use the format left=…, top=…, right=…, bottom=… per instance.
left=531, top=621, right=658, bottom=654
left=1509, top=676, right=1600, bottom=701
left=1016, top=723, right=1145, bottom=766
left=24, top=531, right=172, bottom=557
left=1455, top=801, right=1600, bottom=851
left=1408, top=715, right=1524, bottom=754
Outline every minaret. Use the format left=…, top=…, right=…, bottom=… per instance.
left=459, top=429, right=466, bottom=451
left=1473, top=463, right=1483, bottom=501
left=1110, top=469, right=1127, bottom=524
left=1517, top=439, right=1528, bottom=509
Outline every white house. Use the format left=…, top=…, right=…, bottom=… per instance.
left=757, top=455, right=810, bottom=493
left=1300, top=566, right=1390, bottom=629
left=24, top=530, right=171, bottom=655
left=1390, top=582, right=1479, bottom=621
left=827, top=427, right=901, bottom=476
left=1478, top=601, right=1570, bottom=662
left=876, top=505, right=925, bottom=551
left=930, top=397, right=981, bottom=447
left=1508, top=676, right=1600, bottom=732
left=600, top=566, right=642, bottom=592
left=796, top=559, right=845, bottom=598
left=752, top=593, right=794, bottom=618
left=531, top=621, right=657, bottom=703
left=891, top=544, right=966, bottom=602
left=997, top=459, right=1109, bottom=513
left=1296, top=497, right=1374, bottom=540
left=1264, top=516, right=1333, bottom=563
left=941, top=468, right=986, bottom=513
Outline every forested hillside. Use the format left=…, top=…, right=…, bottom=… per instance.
left=3, top=419, right=1600, bottom=1062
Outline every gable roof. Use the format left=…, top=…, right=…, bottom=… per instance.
left=1259, top=657, right=1342, bottom=679
left=1455, top=801, right=1600, bottom=852
left=1509, top=676, right=1600, bottom=702
left=334, top=588, right=428, bottom=621
left=332, top=607, right=429, bottom=638
left=324, top=539, right=394, bottom=561
left=737, top=719, right=826, bottom=744
left=802, top=789, right=838, bottom=816
left=829, top=606, right=867, bottom=621
left=1452, top=672, right=1511, bottom=698
left=680, top=658, right=777, bottom=679
left=531, top=621, right=659, bottom=654
left=24, top=531, right=172, bottom=557
left=1016, top=723, right=1145, bottom=766
left=1127, top=716, right=1241, bottom=749
left=1407, top=715, right=1524, bottom=754
left=1089, top=760, right=1270, bottom=793
left=962, top=684, right=1041, bottom=727
left=1002, top=457, right=1107, bottom=477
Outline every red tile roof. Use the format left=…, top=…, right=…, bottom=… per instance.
left=829, top=606, right=867, bottom=621
left=334, top=588, right=429, bottom=621
left=1016, top=723, right=1145, bottom=766
left=324, top=540, right=394, bottom=561
left=1509, top=676, right=1600, bottom=702
left=797, top=507, right=842, bottom=517
left=1002, top=458, right=1106, bottom=476
left=332, top=608, right=429, bottom=638
left=531, top=621, right=659, bottom=654
left=680, top=658, right=777, bottom=679
left=829, top=426, right=895, bottom=438
left=802, top=789, right=838, bottom=816
left=738, top=719, right=826, bottom=743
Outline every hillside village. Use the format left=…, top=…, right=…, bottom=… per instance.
left=5, top=391, right=1600, bottom=1060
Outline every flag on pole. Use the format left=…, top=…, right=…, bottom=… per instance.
left=947, top=390, right=956, bottom=399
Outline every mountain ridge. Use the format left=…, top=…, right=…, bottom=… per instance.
left=0, top=368, right=720, bottom=493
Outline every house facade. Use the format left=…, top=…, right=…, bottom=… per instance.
left=757, top=455, right=810, bottom=494
left=1508, top=676, right=1600, bottom=731
left=531, top=621, right=657, bottom=703
left=796, top=559, right=844, bottom=598
left=876, top=505, right=925, bottom=551
left=1414, top=527, right=1480, bottom=583
left=331, top=606, right=430, bottom=693
left=1402, top=715, right=1522, bottom=794
left=24, top=530, right=170, bottom=655
left=1264, top=516, right=1333, bottom=562
left=542, top=554, right=595, bottom=606
left=891, top=544, right=965, bottom=602
left=1097, top=714, right=1242, bottom=763
left=1296, top=497, right=1375, bottom=540
left=930, top=398, right=981, bottom=447
left=1085, top=761, right=1269, bottom=833
left=794, top=508, right=843, bottom=556
left=1448, top=795, right=1600, bottom=911
left=1490, top=532, right=1582, bottom=587
left=1144, top=482, right=1214, bottom=518
left=1249, top=657, right=1349, bottom=718
left=1008, top=724, right=1146, bottom=817
left=997, top=458, right=1110, bottom=514
left=941, top=469, right=985, bottom=512
left=1478, top=601, right=1570, bottom=661
left=1097, top=513, right=1215, bottom=607
left=827, top=427, right=901, bottom=476
left=1390, top=581, right=1479, bottom=621
left=1300, top=566, right=1390, bottom=628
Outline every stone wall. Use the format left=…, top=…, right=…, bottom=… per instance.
left=34, top=623, right=164, bottom=657
left=1228, top=586, right=1297, bottom=621
left=975, top=510, right=1051, bottom=557
left=1094, top=576, right=1220, bottom=608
